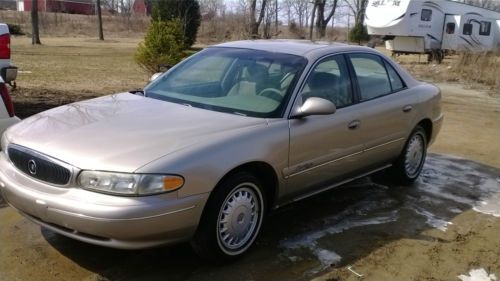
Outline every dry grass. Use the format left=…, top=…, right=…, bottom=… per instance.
left=0, top=10, right=149, bottom=38
left=385, top=48, right=500, bottom=95
left=10, top=37, right=149, bottom=117
left=453, top=52, right=499, bottom=90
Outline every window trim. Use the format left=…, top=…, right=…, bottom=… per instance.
left=421, top=9, right=432, bottom=22
left=463, top=23, right=473, bottom=35
left=345, top=53, right=408, bottom=104
left=290, top=53, right=357, bottom=114
left=446, top=22, right=456, bottom=34
left=383, top=59, right=407, bottom=93
left=479, top=21, right=491, bottom=36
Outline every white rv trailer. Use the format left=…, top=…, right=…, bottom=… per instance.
left=366, top=0, right=500, bottom=61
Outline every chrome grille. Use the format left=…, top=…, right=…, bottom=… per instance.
left=8, top=146, right=71, bottom=185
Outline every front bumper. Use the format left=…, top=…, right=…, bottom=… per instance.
left=0, top=153, right=208, bottom=249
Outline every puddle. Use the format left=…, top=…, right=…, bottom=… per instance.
left=279, top=154, right=500, bottom=276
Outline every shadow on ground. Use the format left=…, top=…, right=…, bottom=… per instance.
left=5, top=154, right=499, bottom=281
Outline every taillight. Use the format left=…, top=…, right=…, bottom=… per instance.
left=0, top=83, right=15, bottom=117
left=0, top=33, right=10, bottom=59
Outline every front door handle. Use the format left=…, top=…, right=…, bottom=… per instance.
left=348, top=120, right=361, bottom=130
left=403, top=105, right=413, bottom=113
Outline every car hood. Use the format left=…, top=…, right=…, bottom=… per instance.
left=6, top=93, right=267, bottom=172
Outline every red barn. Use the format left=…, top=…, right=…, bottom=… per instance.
left=132, top=0, right=152, bottom=16
left=18, top=0, right=95, bottom=15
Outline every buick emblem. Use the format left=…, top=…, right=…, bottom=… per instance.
left=28, top=159, right=37, bottom=175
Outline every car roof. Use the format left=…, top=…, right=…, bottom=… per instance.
left=212, top=40, right=374, bottom=58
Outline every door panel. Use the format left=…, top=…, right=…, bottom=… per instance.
left=286, top=109, right=364, bottom=199
left=442, top=15, right=460, bottom=50
left=285, top=55, right=364, bottom=199
left=347, top=54, right=416, bottom=168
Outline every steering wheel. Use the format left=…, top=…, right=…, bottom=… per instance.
left=257, top=88, right=283, bottom=102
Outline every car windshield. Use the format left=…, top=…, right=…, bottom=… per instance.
left=145, top=47, right=307, bottom=118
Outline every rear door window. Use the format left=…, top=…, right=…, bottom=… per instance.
left=348, top=54, right=392, bottom=101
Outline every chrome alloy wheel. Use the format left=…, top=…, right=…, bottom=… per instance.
left=216, top=183, right=263, bottom=255
left=404, top=133, right=424, bottom=178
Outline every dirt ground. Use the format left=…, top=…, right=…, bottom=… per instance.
left=0, top=37, right=499, bottom=281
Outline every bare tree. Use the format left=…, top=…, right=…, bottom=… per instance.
left=96, top=0, right=104, bottom=40
left=315, top=0, right=340, bottom=38
left=291, top=0, right=311, bottom=28
left=345, top=0, right=369, bottom=26
left=263, top=0, right=279, bottom=38
left=31, top=0, right=41, bottom=44
left=249, top=0, right=267, bottom=38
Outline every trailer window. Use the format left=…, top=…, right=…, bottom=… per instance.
left=479, top=21, right=491, bottom=36
left=446, top=23, right=456, bottom=34
left=421, top=9, right=432, bottom=21
left=463, top=23, right=473, bottom=35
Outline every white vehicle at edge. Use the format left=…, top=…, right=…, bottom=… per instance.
left=0, top=23, right=17, bottom=85
left=366, top=0, right=500, bottom=61
left=0, top=23, right=20, bottom=137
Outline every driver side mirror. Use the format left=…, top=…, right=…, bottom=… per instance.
left=290, top=97, right=336, bottom=119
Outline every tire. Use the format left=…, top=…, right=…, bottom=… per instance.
left=191, top=172, right=265, bottom=262
left=391, top=126, right=428, bottom=185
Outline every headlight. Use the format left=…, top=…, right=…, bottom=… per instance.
left=78, top=171, right=184, bottom=196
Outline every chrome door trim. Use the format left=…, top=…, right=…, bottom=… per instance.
left=284, top=138, right=405, bottom=179
left=284, top=151, right=363, bottom=179
left=276, top=164, right=392, bottom=208
left=364, top=137, right=405, bottom=152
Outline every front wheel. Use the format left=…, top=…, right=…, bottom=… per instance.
left=391, top=126, right=428, bottom=184
left=191, top=172, right=265, bottom=262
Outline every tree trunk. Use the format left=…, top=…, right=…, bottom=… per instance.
left=249, top=0, right=267, bottom=38
left=96, top=0, right=104, bottom=40
left=309, top=2, right=317, bottom=40
left=31, top=0, right=41, bottom=45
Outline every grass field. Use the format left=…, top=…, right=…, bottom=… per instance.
left=10, top=37, right=148, bottom=116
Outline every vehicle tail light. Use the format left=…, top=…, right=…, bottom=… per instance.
left=0, top=33, right=10, bottom=59
left=0, top=83, right=15, bottom=117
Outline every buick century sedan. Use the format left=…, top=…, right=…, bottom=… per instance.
left=0, top=40, right=442, bottom=261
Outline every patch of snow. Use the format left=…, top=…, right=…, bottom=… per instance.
left=287, top=256, right=301, bottom=262
left=473, top=192, right=500, bottom=218
left=413, top=207, right=453, bottom=231
left=458, top=268, right=497, bottom=281
left=314, top=248, right=341, bottom=268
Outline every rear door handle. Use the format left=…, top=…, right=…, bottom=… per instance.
left=403, top=105, right=413, bottom=113
left=348, top=120, right=361, bottom=130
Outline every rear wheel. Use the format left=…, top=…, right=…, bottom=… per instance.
left=391, top=126, right=427, bottom=184
left=191, top=172, right=265, bottom=262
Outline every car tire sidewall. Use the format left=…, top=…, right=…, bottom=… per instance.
left=394, top=126, right=428, bottom=184
left=191, top=172, right=266, bottom=262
